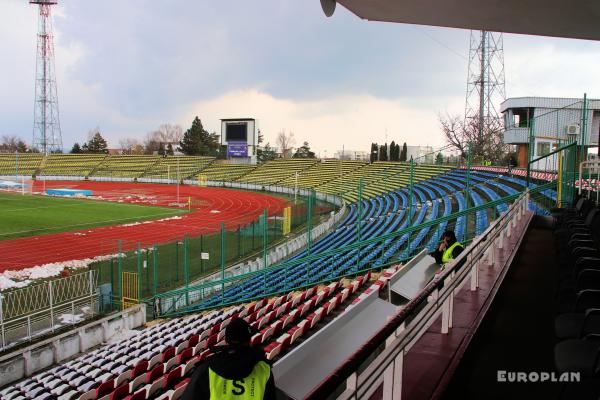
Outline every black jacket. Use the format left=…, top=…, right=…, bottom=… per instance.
left=182, top=345, right=276, bottom=400
left=431, top=240, right=464, bottom=265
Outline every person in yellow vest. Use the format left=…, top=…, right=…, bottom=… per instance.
left=182, top=318, right=276, bottom=400
left=431, top=230, right=464, bottom=266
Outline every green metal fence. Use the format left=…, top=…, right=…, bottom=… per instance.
left=90, top=191, right=334, bottom=311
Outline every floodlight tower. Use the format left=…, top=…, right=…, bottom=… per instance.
left=464, top=30, right=506, bottom=146
left=31, top=0, right=63, bottom=154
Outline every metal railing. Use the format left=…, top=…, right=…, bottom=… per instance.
left=305, top=189, right=533, bottom=399
left=0, top=271, right=98, bottom=351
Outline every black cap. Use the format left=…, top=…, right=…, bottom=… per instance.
left=225, top=318, right=252, bottom=345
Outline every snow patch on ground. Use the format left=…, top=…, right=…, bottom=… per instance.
left=121, top=215, right=183, bottom=227
left=0, top=253, right=120, bottom=291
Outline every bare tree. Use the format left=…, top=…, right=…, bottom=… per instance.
left=145, top=124, right=183, bottom=155
left=0, top=135, right=28, bottom=153
left=439, top=112, right=508, bottom=163
left=118, top=138, right=140, bottom=155
left=276, top=130, right=295, bottom=158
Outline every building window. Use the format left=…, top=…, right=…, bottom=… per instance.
left=536, top=141, right=551, bottom=156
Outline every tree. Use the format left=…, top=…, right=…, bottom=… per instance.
left=257, top=142, right=277, bottom=163
left=379, top=143, right=388, bottom=161
left=166, top=143, right=174, bottom=156
left=71, top=142, right=82, bottom=154
left=118, top=138, right=140, bottom=155
left=257, top=129, right=264, bottom=145
left=276, top=130, right=295, bottom=158
left=0, top=135, right=22, bottom=153
left=439, top=112, right=508, bottom=163
left=370, top=143, right=378, bottom=163
left=293, top=141, right=316, bottom=158
left=400, top=142, right=408, bottom=162
left=178, top=117, right=219, bottom=156
left=86, top=129, right=108, bottom=153
left=389, top=140, right=398, bottom=161
left=435, top=152, right=444, bottom=165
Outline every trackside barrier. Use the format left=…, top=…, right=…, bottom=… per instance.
left=0, top=271, right=98, bottom=352
left=304, top=190, right=533, bottom=400
left=156, top=204, right=347, bottom=315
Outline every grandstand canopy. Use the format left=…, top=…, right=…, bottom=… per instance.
left=331, top=0, right=600, bottom=41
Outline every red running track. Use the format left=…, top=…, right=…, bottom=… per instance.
left=0, top=181, right=288, bottom=272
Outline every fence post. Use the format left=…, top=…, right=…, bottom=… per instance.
left=48, top=281, right=54, bottom=333
left=581, top=93, right=588, bottom=162
left=153, top=244, right=158, bottom=296
left=137, top=243, right=142, bottom=301
left=237, top=225, right=241, bottom=259
left=221, top=222, right=226, bottom=303
left=184, top=236, right=190, bottom=306
left=0, top=292, right=5, bottom=350
left=465, top=144, right=472, bottom=242
left=356, top=178, right=363, bottom=268
left=263, top=210, right=268, bottom=269
left=88, top=270, right=94, bottom=314
left=118, top=240, right=123, bottom=308
left=307, top=191, right=313, bottom=254
left=200, top=235, right=204, bottom=274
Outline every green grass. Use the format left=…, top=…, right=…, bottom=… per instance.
left=0, top=191, right=186, bottom=240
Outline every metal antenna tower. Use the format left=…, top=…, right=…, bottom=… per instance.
left=464, top=30, right=506, bottom=148
left=31, top=0, right=62, bottom=154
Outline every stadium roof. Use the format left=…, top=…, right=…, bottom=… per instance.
left=330, top=0, right=600, bottom=41
left=500, top=97, right=600, bottom=112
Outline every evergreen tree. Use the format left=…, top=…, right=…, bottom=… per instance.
left=16, top=140, right=28, bottom=153
left=389, top=140, right=397, bottom=161
left=293, top=141, right=316, bottom=158
left=400, top=142, right=408, bottom=162
left=257, top=143, right=277, bottom=163
left=379, top=143, right=388, bottom=161
left=87, top=131, right=108, bottom=154
left=257, top=129, right=264, bottom=145
left=370, top=143, right=378, bottom=163
left=178, top=117, right=220, bottom=156
left=436, top=152, right=444, bottom=165
left=81, top=143, right=89, bottom=153
left=166, top=143, right=174, bottom=156
left=71, top=142, right=82, bottom=154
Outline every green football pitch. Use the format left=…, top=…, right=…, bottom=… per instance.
left=0, top=191, right=185, bottom=240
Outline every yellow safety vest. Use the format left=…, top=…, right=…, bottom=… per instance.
left=442, top=241, right=463, bottom=264
left=208, top=361, right=271, bottom=400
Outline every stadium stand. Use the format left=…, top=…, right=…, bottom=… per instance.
left=194, top=163, right=256, bottom=182
left=196, top=169, right=518, bottom=308
left=39, top=154, right=108, bottom=177
left=315, top=162, right=453, bottom=203
left=140, top=156, right=214, bottom=180
left=89, top=155, right=160, bottom=179
left=236, top=159, right=317, bottom=185
left=278, top=159, right=367, bottom=189
left=0, top=274, right=374, bottom=400
left=0, top=153, right=44, bottom=176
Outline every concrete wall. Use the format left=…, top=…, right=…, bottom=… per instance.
left=0, top=305, right=146, bottom=388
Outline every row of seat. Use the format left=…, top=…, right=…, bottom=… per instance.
left=200, top=169, right=533, bottom=309
left=0, top=274, right=374, bottom=400
left=552, top=198, right=600, bottom=399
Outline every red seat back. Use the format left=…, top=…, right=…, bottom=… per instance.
left=111, top=383, right=129, bottom=400
left=97, top=379, right=114, bottom=398
left=132, top=360, right=149, bottom=378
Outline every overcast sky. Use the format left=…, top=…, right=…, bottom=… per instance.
left=2, top=0, right=600, bottom=155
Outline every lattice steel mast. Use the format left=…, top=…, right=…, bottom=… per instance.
left=31, top=0, right=62, bottom=154
left=464, top=30, right=506, bottom=145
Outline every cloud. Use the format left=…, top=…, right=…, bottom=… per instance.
left=183, top=89, right=458, bottom=155
left=2, top=1, right=600, bottom=153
